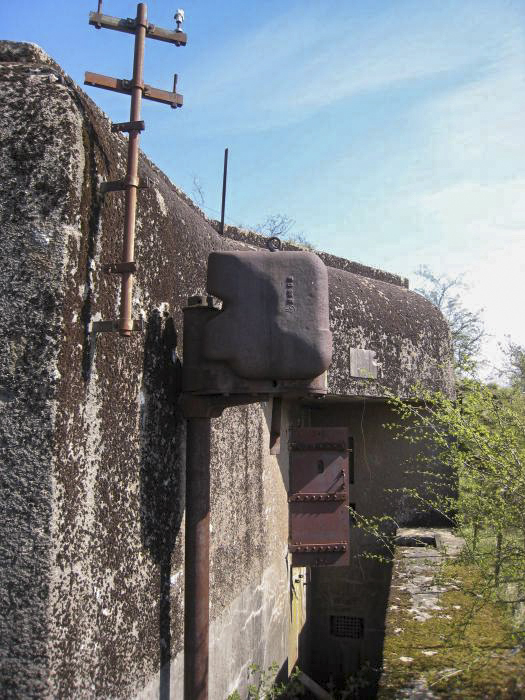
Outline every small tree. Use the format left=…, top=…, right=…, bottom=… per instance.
left=256, top=214, right=316, bottom=251
left=191, top=174, right=205, bottom=207
left=385, top=380, right=525, bottom=613
left=501, top=338, right=525, bottom=392
left=256, top=214, right=295, bottom=239
left=415, top=266, right=484, bottom=371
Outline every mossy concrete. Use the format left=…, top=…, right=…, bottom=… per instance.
left=378, top=530, right=525, bottom=699
left=0, top=40, right=454, bottom=699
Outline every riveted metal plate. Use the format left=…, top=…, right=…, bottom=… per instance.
left=289, top=427, right=351, bottom=567
left=289, top=543, right=347, bottom=553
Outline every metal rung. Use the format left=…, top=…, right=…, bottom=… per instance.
left=89, top=319, right=144, bottom=333
left=100, top=177, right=151, bottom=193
left=84, top=71, right=183, bottom=108
left=88, top=12, right=188, bottom=46
left=103, top=262, right=137, bottom=274
left=111, top=120, right=145, bottom=133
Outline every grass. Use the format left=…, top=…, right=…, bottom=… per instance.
left=378, top=556, right=525, bottom=699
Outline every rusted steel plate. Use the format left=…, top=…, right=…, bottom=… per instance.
left=289, top=543, right=346, bottom=553
left=289, top=427, right=350, bottom=567
left=288, top=492, right=346, bottom=502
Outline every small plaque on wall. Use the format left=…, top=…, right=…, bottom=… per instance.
left=349, top=348, right=378, bottom=379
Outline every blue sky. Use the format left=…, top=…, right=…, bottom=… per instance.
left=5, top=0, right=525, bottom=375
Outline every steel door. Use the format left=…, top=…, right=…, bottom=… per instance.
left=289, top=427, right=350, bottom=567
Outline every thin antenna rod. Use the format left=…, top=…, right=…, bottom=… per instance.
left=219, top=147, right=228, bottom=235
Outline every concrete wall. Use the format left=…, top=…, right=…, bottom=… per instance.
left=0, top=41, right=454, bottom=699
left=0, top=42, right=294, bottom=699
left=300, top=400, right=450, bottom=527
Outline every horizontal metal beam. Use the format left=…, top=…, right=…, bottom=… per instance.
left=89, top=319, right=144, bottom=334
left=144, top=83, right=183, bottom=108
left=103, top=262, right=137, bottom=274
left=89, top=12, right=187, bottom=45
left=111, top=120, right=145, bottom=133
left=289, top=543, right=347, bottom=553
left=99, top=176, right=152, bottom=194
left=84, top=71, right=183, bottom=108
left=288, top=492, right=347, bottom=502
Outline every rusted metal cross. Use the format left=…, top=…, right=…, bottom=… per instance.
left=85, top=2, right=186, bottom=336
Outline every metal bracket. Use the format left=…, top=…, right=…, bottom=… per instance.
left=100, top=176, right=152, bottom=194
left=103, top=262, right=137, bottom=274
left=288, top=492, right=347, bottom=503
left=289, top=441, right=347, bottom=452
left=181, top=394, right=269, bottom=419
left=88, top=11, right=188, bottom=45
left=289, top=543, right=347, bottom=553
left=111, top=120, right=145, bottom=133
left=269, top=396, right=282, bottom=454
left=89, top=319, right=144, bottom=334
left=185, top=295, right=218, bottom=309
left=85, top=71, right=184, bottom=107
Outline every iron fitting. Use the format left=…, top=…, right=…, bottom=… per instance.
left=125, top=175, right=140, bottom=188
left=119, top=318, right=134, bottom=336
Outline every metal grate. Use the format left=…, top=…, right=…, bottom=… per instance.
left=330, top=615, right=364, bottom=639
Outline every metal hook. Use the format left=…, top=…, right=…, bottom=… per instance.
left=266, top=236, right=282, bottom=252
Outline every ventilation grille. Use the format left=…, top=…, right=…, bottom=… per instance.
left=330, top=615, right=364, bottom=639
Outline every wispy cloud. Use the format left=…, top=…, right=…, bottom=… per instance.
left=416, top=25, right=525, bottom=177
left=179, top=0, right=521, bottom=134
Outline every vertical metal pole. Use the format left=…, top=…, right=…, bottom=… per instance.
left=219, top=147, right=228, bottom=235
left=119, top=2, right=147, bottom=336
left=184, top=417, right=210, bottom=700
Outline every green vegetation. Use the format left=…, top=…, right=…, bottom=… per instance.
left=385, top=378, right=525, bottom=619
left=379, top=558, right=525, bottom=699
left=226, top=663, right=304, bottom=700
left=414, top=266, right=485, bottom=372
left=364, top=269, right=525, bottom=695
left=353, top=269, right=525, bottom=695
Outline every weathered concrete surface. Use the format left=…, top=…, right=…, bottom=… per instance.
left=0, top=41, right=85, bottom=698
left=0, top=41, right=292, bottom=699
left=378, top=528, right=465, bottom=699
left=0, top=39, right=454, bottom=699
left=327, top=268, right=454, bottom=398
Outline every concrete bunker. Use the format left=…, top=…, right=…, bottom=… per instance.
left=0, top=39, right=454, bottom=699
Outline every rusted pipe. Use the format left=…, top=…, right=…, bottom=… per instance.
left=119, top=2, right=147, bottom=336
left=184, top=416, right=211, bottom=700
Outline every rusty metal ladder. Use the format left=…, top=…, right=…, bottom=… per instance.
left=85, top=1, right=186, bottom=336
